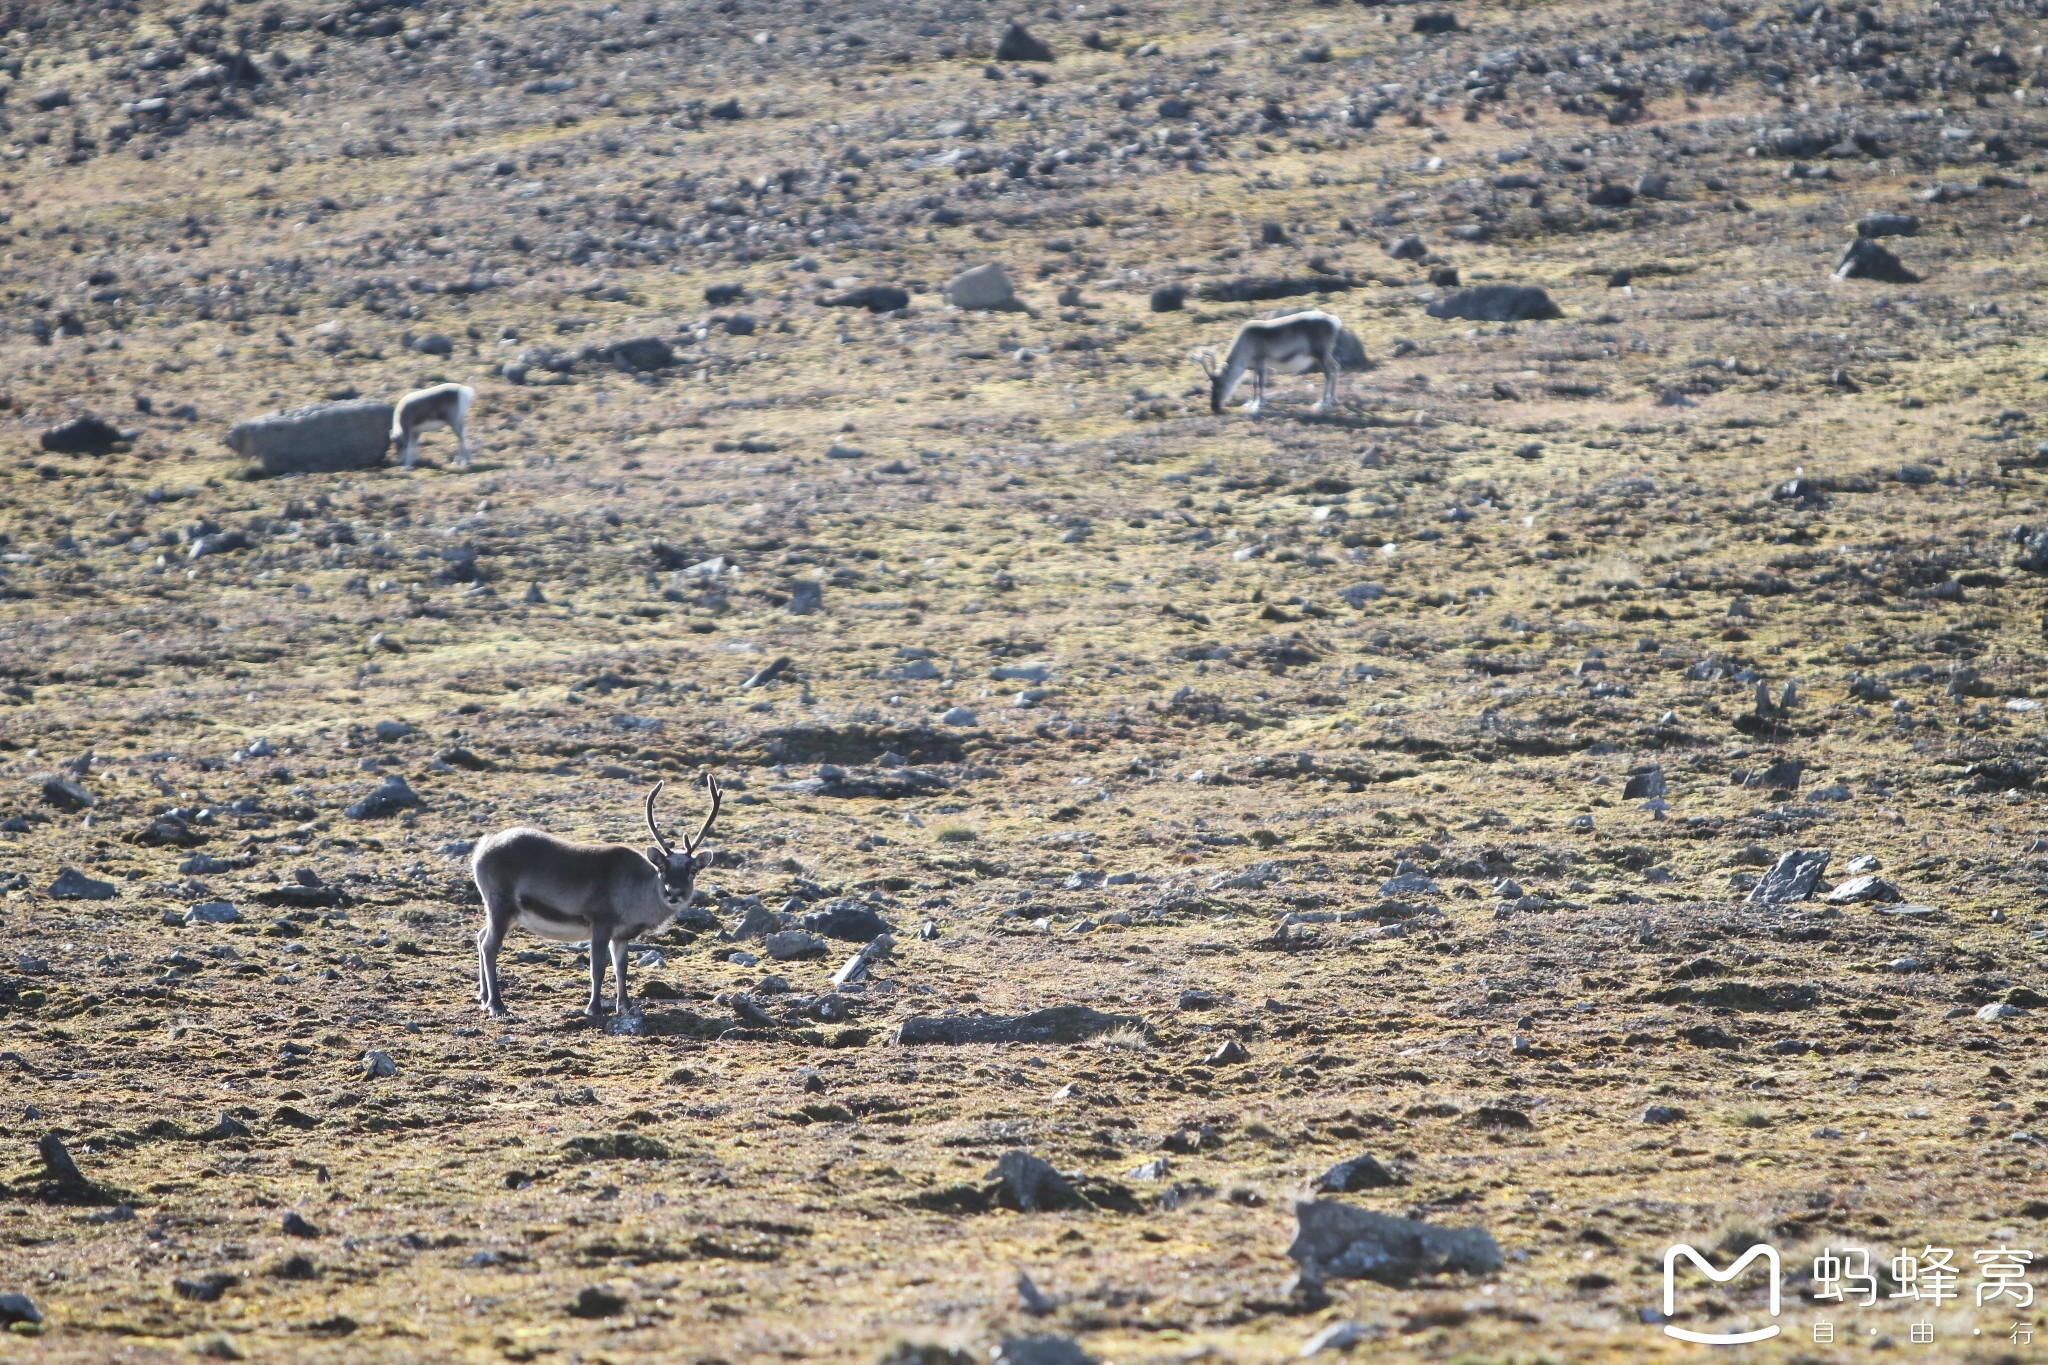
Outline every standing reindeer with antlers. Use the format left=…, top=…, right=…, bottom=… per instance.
left=1197, top=309, right=1345, bottom=416
left=470, top=775, right=722, bottom=1018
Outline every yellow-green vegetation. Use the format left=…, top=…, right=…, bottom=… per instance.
left=1, top=0, right=2047, bottom=1361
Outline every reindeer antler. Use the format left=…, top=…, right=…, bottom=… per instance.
left=683, top=772, right=723, bottom=854
left=644, top=781, right=675, bottom=859
left=1194, top=349, right=1218, bottom=379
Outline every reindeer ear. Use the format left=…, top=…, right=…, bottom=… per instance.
left=692, top=849, right=715, bottom=872
left=644, top=845, right=667, bottom=870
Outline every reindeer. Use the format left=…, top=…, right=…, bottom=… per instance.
left=470, top=775, right=721, bottom=1018
left=391, top=382, right=476, bottom=469
left=1197, top=310, right=1344, bottom=416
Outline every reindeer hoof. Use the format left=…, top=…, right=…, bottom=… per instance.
left=481, top=1002, right=507, bottom=1018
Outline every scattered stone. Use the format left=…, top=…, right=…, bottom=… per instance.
left=764, top=929, right=830, bottom=960
left=0, top=1293, right=42, bottom=1327
left=199, top=1113, right=252, bottom=1141
left=1385, top=234, right=1427, bottom=261
left=362, top=1050, right=397, bottom=1079
left=49, top=868, right=117, bottom=901
left=826, top=284, right=911, bottom=313
left=223, top=400, right=394, bottom=475
left=39, top=774, right=94, bottom=810
left=186, top=901, right=242, bottom=925
left=173, top=1273, right=240, bottom=1303
left=995, top=21, right=1054, bottom=62
left=801, top=900, right=892, bottom=942
left=604, top=337, right=677, bottom=372
left=1641, top=1104, right=1687, bottom=1125
left=1834, top=238, right=1918, bottom=283
left=1746, top=850, right=1829, bottom=904
left=1286, top=1200, right=1503, bottom=1286
left=567, top=1285, right=627, bottom=1319
left=939, top=706, right=977, bottom=726
left=281, top=1212, right=320, bottom=1238
left=946, top=263, right=1020, bottom=311
left=985, top=1150, right=1087, bottom=1212
left=1824, top=874, right=1903, bottom=905
left=37, top=1133, right=100, bottom=1200
left=1856, top=211, right=1919, bottom=238
left=1425, top=285, right=1561, bottom=322
left=1977, top=1002, right=2021, bottom=1022
left=1149, top=284, right=1186, bottom=312
left=891, top=1006, right=1150, bottom=1046
left=1623, top=768, right=1666, bottom=799
left=346, top=776, right=420, bottom=819
left=1300, top=1321, right=1375, bottom=1356
left=1314, top=1152, right=1402, bottom=1193
left=991, top=1337, right=1095, bottom=1365
left=1206, top=1038, right=1250, bottom=1065
left=40, top=415, right=122, bottom=454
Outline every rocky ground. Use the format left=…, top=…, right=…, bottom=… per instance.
left=3, top=0, right=2048, bottom=1360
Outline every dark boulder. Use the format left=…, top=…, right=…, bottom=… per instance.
left=1425, top=285, right=1562, bottom=322
left=40, top=415, right=123, bottom=454
left=995, top=21, right=1054, bottom=62
left=1835, top=238, right=1917, bottom=283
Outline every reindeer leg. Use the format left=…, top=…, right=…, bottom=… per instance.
left=476, top=914, right=509, bottom=1017
left=1246, top=367, right=1266, bottom=417
left=456, top=423, right=472, bottom=468
left=609, top=938, right=631, bottom=1016
left=585, top=931, right=612, bottom=1017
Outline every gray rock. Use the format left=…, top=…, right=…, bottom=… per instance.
left=1977, top=1002, right=2021, bottom=1021
left=185, top=900, right=242, bottom=925
left=40, top=415, right=122, bottom=454
left=826, top=284, right=911, bottom=313
left=990, top=1337, right=1094, bottom=1365
left=224, top=400, right=394, bottom=475
left=1824, top=874, right=1902, bottom=904
left=1746, top=849, right=1829, bottom=904
left=605, top=337, right=677, bottom=372
left=785, top=581, right=822, bottom=615
left=0, top=1293, right=41, bottom=1326
left=995, top=21, right=1054, bottom=62
left=346, top=775, right=420, bottom=819
left=49, top=867, right=117, bottom=900
left=410, top=333, right=455, bottom=357
left=179, top=853, right=234, bottom=875
left=1623, top=769, right=1666, bottom=799
left=1835, top=238, right=1918, bottom=283
left=1207, top=1037, right=1250, bottom=1065
left=1149, top=284, right=1186, bottom=312
left=1129, top=1157, right=1172, bottom=1180
left=764, top=929, right=830, bottom=960
left=1314, top=1152, right=1401, bottom=1192
left=362, top=1050, right=397, bottom=1078
left=1286, top=1200, right=1503, bottom=1285
left=801, top=900, right=892, bottom=942
left=1376, top=872, right=1440, bottom=897
left=373, top=720, right=416, bottom=742
left=40, top=773, right=94, bottom=809
left=1856, top=211, right=1919, bottom=238
left=985, top=1150, right=1087, bottom=1212
left=1641, top=1104, right=1687, bottom=1125
left=891, top=1006, right=1149, bottom=1046
left=1425, top=285, right=1561, bottom=322
left=946, top=263, right=1020, bottom=311
left=939, top=706, right=977, bottom=726
left=1385, top=234, right=1427, bottom=261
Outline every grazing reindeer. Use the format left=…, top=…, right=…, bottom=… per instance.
left=391, top=382, right=476, bottom=469
left=470, top=775, right=722, bottom=1018
left=1197, top=310, right=1344, bottom=416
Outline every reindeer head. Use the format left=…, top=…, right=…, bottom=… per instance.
left=642, top=774, right=722, bottom=909
left=1195, top=349, right=1225, bottom=414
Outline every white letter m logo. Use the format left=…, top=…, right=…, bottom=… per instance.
left=1662, top=1243, right=1782, bottom=1344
